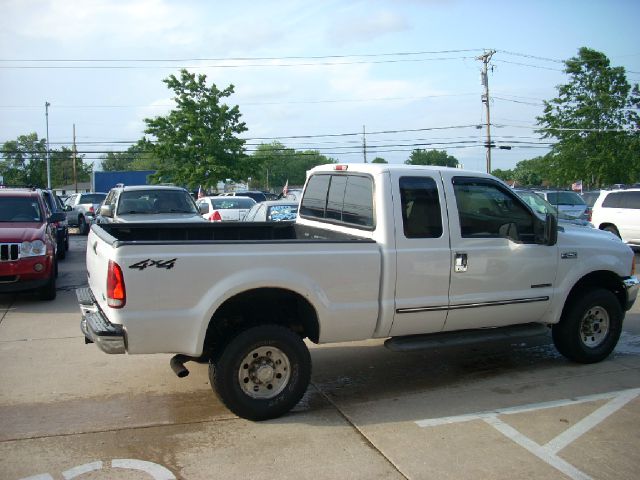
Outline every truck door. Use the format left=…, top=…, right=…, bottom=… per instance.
left=389, top=173, right=451, bottom=336
left=442, top=174, right=558, bottom=331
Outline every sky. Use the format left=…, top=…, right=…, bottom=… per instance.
left=1, top=0, right=639, bottom=175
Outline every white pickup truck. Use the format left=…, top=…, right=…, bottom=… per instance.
left=78, top=164, right=639, bottom=420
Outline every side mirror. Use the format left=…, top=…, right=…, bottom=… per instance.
left=100, top=204, right=113, bottom=218
left=49, top=212, right=66, bottom=223
left=544, top=213, right=558, bottom=246
left=64, top=205, right=72, bottom=212
left=199, top=204, right=208, bottom=215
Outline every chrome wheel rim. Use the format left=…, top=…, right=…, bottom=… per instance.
left=238, top=346, right=291, bottom=399
left=580, top=306, right=610, bottom=348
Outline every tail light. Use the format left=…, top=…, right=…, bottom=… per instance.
left=89, top=206, right=95, bottom=214
left=107, top=260, right=126, bottom=308
left=210, top=210, right=222, bottom=222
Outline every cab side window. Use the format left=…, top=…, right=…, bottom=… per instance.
left=400, top=176, right=443, bottom=238
left=453, top=177, right=535, bottom=242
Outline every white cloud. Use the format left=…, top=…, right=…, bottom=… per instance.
left=326, top=10, right=410, bottom=47
left=1, top=0, right=196, bottom=46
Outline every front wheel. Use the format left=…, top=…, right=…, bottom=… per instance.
left=209, top=325, right=311, bottom=421
left=552, top=288, right=623, bottom=363
left=39, top=265, right=57, bottom=301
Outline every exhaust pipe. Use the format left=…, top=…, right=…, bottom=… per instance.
left=170, top=354, right=191, bottom=378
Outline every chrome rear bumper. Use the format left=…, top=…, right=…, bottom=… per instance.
left=77, top=287, right=126, bottom=354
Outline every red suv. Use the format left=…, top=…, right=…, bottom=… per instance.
left=0, top=189, right=64, bottom=300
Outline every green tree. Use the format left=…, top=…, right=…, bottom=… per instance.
left=101, top=144, right=160, bottom=171
left=247, top=142, right=335, bottom=191
left=1, top=133, right=47, bottom=186
left=405, top=149, right=459, bottom=168
left=491, top=168, right=514, bottom=182
left=50, top=147, right=92, bottom=187
left=1, top=133, right=93, bottom=188
left=511, top=156, right=551, bottom=186
left=537, top=47, right=640, bottom=186
left=141, top=69, right=247, bottom=188
left=371, top=157, right=387, bottom=164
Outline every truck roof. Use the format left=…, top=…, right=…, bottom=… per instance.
left=308, top=163, right=493, bottom=178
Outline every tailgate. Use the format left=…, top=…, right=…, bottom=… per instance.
left=85, top=227, right=114, bottom=315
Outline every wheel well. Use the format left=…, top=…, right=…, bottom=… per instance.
left=598, top=223, right=617, bottom=231
left=203, top=288, right=319, bottom=358
left=562, top=270, right=626, bottom=318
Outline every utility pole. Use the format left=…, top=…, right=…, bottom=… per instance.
left=72, top=124, right=78, bottom=193
left=477, top=50, right=495, bottom=174
left=362, top=125, right=367, bottom=163
left=45, top=102, right=51, bottom=189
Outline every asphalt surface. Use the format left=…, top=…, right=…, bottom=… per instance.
left=1, top=233, right=639, bottom=479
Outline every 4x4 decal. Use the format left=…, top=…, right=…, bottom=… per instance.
left=129, top=258, right=177, bottom=271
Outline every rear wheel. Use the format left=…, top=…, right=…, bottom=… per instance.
left=78, top=216, right=88, bottom=235
left=57, top=238, right=66, bottom=260
left=552, top=288, right=623, bottom=363
left=209, top=324, right=311, bottom=421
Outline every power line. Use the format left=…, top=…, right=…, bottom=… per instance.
left=0, top=93, right=478, bottom=109
left=0, top=56, right=476, bottom=70
left=0, top=49, right=484, bottom=63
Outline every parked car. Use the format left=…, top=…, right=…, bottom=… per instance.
left=514, top=190, right=593, bottom=228
left=196, top=196, right=256, bottom=221
left=0, top=188, right=64, bottom=300
left=281, top=189, right=303, bottom=203
left=63, top=192, right=107, bottom=234
left=97, top=185, right=206, bottom=224
left=220, top=191, right=267, bottom=203
left=590, top=189, right=640, bottom=245
left=40, top=189, right=69, bottom=259
left=243, top=201, right=298, bottom=222
left=535, top=190, right=588, bottom=219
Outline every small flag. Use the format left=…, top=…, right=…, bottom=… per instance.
left=571, top=180, right=582, bottom=193
left=283, top=179, right=289, bottom=196
left=198, top=185, right=205, bottom=198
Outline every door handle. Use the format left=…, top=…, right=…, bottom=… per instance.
left=454, top=253, right=468, bottom=273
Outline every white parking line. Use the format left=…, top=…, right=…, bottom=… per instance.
left=19, top=458, right=176, bottom=480
left=415, top=387, right=640, bottom=480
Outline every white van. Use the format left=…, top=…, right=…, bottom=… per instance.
left=591, top=189, right=640, bottom=246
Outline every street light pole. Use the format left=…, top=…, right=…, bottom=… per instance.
left=45, top=102, right=51, bottom=189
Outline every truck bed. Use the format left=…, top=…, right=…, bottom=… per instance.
left=93, top=222, right=373, bottom=245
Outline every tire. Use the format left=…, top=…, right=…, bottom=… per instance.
left=603, top=225, right=620, bottom=238
left=78, top=216, right=88, bottom=235
left=57, top=239, right=66, bottom=260
left=552, top=288, right=623, bottom=364
left=39, top=267, right=57, bottom=301
left=209, top=324, right=311, bottom=421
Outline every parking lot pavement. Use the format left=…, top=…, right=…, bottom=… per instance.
left=0, top=235, right=639, bottom=479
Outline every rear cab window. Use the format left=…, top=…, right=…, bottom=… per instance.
left=300, top=173, right=375, bottom=230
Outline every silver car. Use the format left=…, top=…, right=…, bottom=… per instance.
left=63, top=192, right=107, bottom=234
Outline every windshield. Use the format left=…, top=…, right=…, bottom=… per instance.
left=545, top=192, right=586, bottom=206
left=517, top=191, right=580, bottom=219
left=0, top=197, right=43, bottom=222
left=79, top=193, right=107, bottom=204
left=212, top=198, right=256, bottom=209
left=118, top=190, right=198, bottom=214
